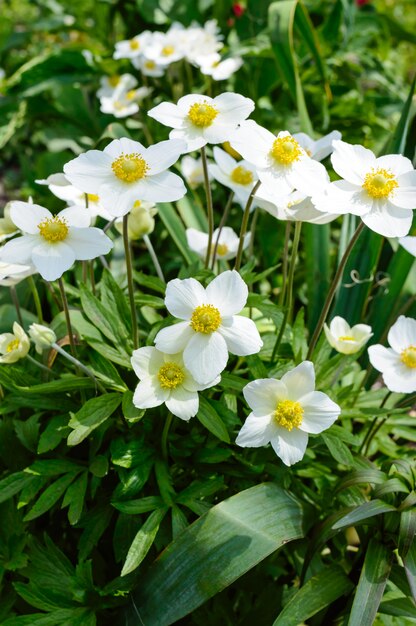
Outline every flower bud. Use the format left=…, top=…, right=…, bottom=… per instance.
left=29, top=323, right=57, bottom=354
left=115, top=201, right=157, bottom=240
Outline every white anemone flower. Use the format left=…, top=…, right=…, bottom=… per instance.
left=148, top=92, right=255, bottom=153
left=181, top=156, right=207, bottom=188
left=113, top=31, right=153, bottom=60
left=0, top=202, right=113, bottom=281
left=230, top=121, right=329, bottom=196
left=368, top=315, right=416, bottom=393
left=0, top=261, right=36, bottom=287
left=154, top=270, right=263, bottom=384
left=312, top=140, right=416, bottom=237
left=324, top=316, right=373, bottom=355
left=97, top=74, right=137, bottom=99
left=236, top=361, right=341, bottom=466
left=209, top=147, right=259, bottom=208
left=131, top=347, right=219, bottom=420
left=0, top=323, right=30, bottom=364
left=144, top=32, right=185, bottom=67
left=41, top=179, right=113, bottom=222
left=196, top=53, right=243, bottom=81
left=132, top=56, right=165, bottom=78
left=28, top=323, right=57, bottom=354
left=186, top=226, right=250, bottom=261
left=63, top=137, right=187, bottom=217
left=100, top=96, right=139, bottom=119
left=184, top=20, right=223, bottom=63
left=254, top=188, right=339, bottom=224
left=399, top=236, right=416, bottom=257
left=293, top=130, right=341, bottom=161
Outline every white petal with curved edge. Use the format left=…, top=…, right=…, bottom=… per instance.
left=329, top=316, right=351, bottom=337
left=170, top=127, right=207, bottom=152
left=104, top=137, right=147, bottom=158
left=58, top=205, right=91, bottom=228
left=165, top=277, right=207, bottom=319
left=271, top=428, right=309, bottom=466
left=139, top=171, right=187, bottom=203
left=214, top=92, right=255, bottom=123
left=96, top=182, right=138, bottom=217
left=154, top=321, right=194, bottom=354
left=31, top=241, right=76, bottom=281
left=331, top=140, right=376, bottom=184
left=203, top=124, right=237, bottom=145
left=243, top=378, right=287, bottom=414
left=66, top=228, right=113, bottom=260
left=213, top=146, right=236, bottom=174
left=312, top=130, right=342, bottom=161
left=289, top=158, right=329, bottom=196
left=362, top=202, right=412, bottom=238
left=281, top=361, right=316, bottom=401
left=391, top=171, right=416, bottom=209
left=183, top=331, right=228, bottom=384
left=147, top=102, right=186, bottom=129
left=376, top=154, right=414, bottom=176
left=387, top=316, right=416, bottom=353
left=219, top=315, right=262, bottom=356
left=0, top=235, right=39, bottom=265
left=368, top=344, right=401, bottom=372
left=382, top=363, right=416, bottom=393
left=235, top=413, right=275, bottom=447
left=145, top=139, right=187, bottom=175
left=10, top=202, right=52, bottom=234
left=133, top=377, right=169, bottom=409
left=186, top=228, right=208, bottom=256
left=166, top=387, right=199, bottom=420
left=177, top=93, right=215, bottom=110
left=205, top=270, right=248, bottom=316
left=312, top=181, right=368, bottom=216
left=229, top=120, right=275, bottom=169
left=299, top=391, right=340, bottom=434
left=64, top=151, right=113, bottom=193
left=131, top=346, right=165, bottom=378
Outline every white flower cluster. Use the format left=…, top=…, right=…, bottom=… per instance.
left=97, top=74, right=152, bottom=119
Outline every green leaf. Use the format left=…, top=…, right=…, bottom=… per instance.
left=399, top=509, right=416, bottom=559
left=272, top=565, right=353, bottom=625
left=403, top=541, right=416, bottom=602
left=121, top=507, right=168, bottom=576
left=321, top=432, right=354, bottom=467
left=304, top=224, right=330, bottom=332
left=385, top=75, right=416, bottom=154
left=37, top=414, right=70, bottom=454
left=79, top=284, right=131, bottom=352
left=23, top=472, right=79, bottom=521
left=125, top=483, right=304, bottom=625
left=0, top=472, right=38, bottom=504
left=348, top=539, right=392, bottom=626
left=0, top=101, right=27, bottom=149
left=62, top=472, right=88, bottom=525
left=158, top=202, right=198, bottom=264
left=332, top=500, right=396, bottom=530
left=197, top=396, right=230, bottom=443
left=67, top=393, right=122, bottom=446
left=112, top=496, right=164, bottom=515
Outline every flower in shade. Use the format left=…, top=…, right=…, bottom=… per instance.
left=0, top=323, right=30, bottom=364
left=0, top=202, right=113, bottom=281
left=254, top=188, right=339, bottom=224
left=312, top=141, right=416, bottom=237
left=131, top=347, right=219, bottom=420
left=38, top=176, right=113, bottom=221
left=292, top=130, right=341, bottom=161
left=181, top=156, right=207, bottom=188
left=236, top=361, right=341, bottom=466
left=28, top=323, right=57, bottom=354
left=0, top=261, right=36, bottom=287
left=186, top=226, right=250, bottom=261
left=368, top=315, right=416, bottom=393
left=143, top=31, right=185, bottom=67
left=154, top=270, right=263, bottom=384
left=230, top=121, right=329, bottom=196
left=148, top=92, right=255, bottom=152
left=209, top=147, right=259, bottom=208
left=399, top=236, right=416, bottom=257
left=63, top=137, right=186, bottom=217
left=324, top=316, right=373, bottom=355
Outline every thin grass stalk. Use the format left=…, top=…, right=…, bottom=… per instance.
left=123, top=215, right=139, bottom=350
left=211, top=191, right=234, bottom=269
left=201, top=146, right=214, bottom=268
left=234, top=181, right=261, bottom=272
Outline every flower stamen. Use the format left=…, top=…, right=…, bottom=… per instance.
left=158, top=362, right=185, bottom=389
left=187, top=101, right=218, bottom=128
left=130, top=40, right=140, bottom=50
left=230, top=165, right=254, bottom=185
left=401, top=346, right=416, bottom=369
left=6, top=339, right=20, bottom=353
left=112, top=153, right=149, bottom=183
left=38, top=216, right=69, bottom=243
left=274, top=400, right=304, bottom=431
left=339, top=335, right=355, bottom=341
left=270, top=136, right=303, bottom=166
left=190, top=304, right=222, bottom=334
left=362, top=168, right=398, bottom=199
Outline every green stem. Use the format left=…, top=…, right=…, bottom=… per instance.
left=306, top=221, right=365, bottom=360
left=10, top=286, right=23, bottom=326
left=89, top=261, right=96, bottom=295
left=58, top=278, right=77, bottom=359
left=234, top=180, right=261, bottom=272
left=161, top=412, right=173, bottom=461
left=358, top=390, right=391, bottom=454
left=279, top=222, right=292, bottom=307
left=201, top=146, right=214, bottom=268
left=248, top=207, right=259, bottom=258
left=210, top=191, right=234, bottom=269
left=52, top=342, right=106, bottom=393
left=271, top=221, right=302, bottom=363
left=28, top=276, right=43, bottom=323
left=27, top=353, right=56, bottom=376
left=123, top=215, right=139, bottom=350
left=143, top=234, right=165, bottom=283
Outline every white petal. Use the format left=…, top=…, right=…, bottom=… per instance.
left=218, top=315, right=263, bottom=356
left=243, top=378, right=287, bottom=414
left=147, top=102, right=185, bottom=129
left=63, top=151, right=113, bottom=193
left=139, top=171, right=187, bottom=202
left=299, top=391, right=340, bottom=434
left=391, top=171, right=416, bottom=209
left=387, top=316, right=416, bottom=353
left=183, top=331, right=228, bottom=384
left=376, top=154, right=414, bottom=176
left=205, top=270, right=248, bottom=316
left=214, top=92, right=255, bottom=123
left=312, top=130, right=342, bottom=161
left=66, top=228, right=113, bottom=260
left=0, top=235, right=39, bottom=265
left=235, top=413, right=275, bottom=447
left=368, top=344, right=400, bottom=372
left=271, top=428, right=309, bottom=466
left=145, top=139, right=187, bottom=175
left=97, top=182, right=137, bottom=218
left=133, top=377, right=169, bottom=409
left=213, top=146, right=236, bottom=173
left=229, top=120, right=274, bottom=169
left=9, top=202, right=51, bottom=234
left=281, top=361, right=316, bottom=401
left=165, top=277, right=207, bottom=319
left=166, top=387, right=199, bottom=420
left=289, top=158, right=329, bottom=195
left=104, top=137, right=147, bottom=158
left=381, top=363, right=416, bottom=394
left=186, top=229, right=208, bottom=256
left=170, top=127, right=207, bottom=152
left=203, top=124, right=237, bottom=145
left=58, top=205, right=91, bottom=228
left=131, top=346, right=165, bottom=378
left=154, top=321, right=194, bottom=354
left=312, top=181, right=368, bottom=216
left=31, top=241, right=76, bottom=281
left=331, top=140, right=376, bottom=185
left=362, top=201, right=412, bottom=238
left=399, top=236, right=416, bottom=257
left=329, top=316, right=351, bottom=337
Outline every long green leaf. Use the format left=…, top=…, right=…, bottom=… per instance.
left=158, top=202, right=198, bottom=264
left=332, top=500, right=396, bottom=530
left=67, top=393, right=122, bottom=446
left=121, top=507, right=168, bottom=576
left=304, top=223, right=330, bottom=332
left=124, top=483, right=304, bottom=625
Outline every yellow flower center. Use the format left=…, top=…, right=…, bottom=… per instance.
left=112, top=153, right=149, bottom=183
left=401, top=346, right=416, bottom=369
left=213, top=243, right=229, bottom=257
left=108, top=75, right=120, bottom=87
left=158, top=362, right=185, bottom=389
left=130, top=40, right=140, bottom=50
left=133, top=200, right=142, bottom=208
left=145, top=60, right=156, bottom=69
left=162, top=45, right=175, bottom=56
left=190, top=304, right=222, bottom=334
left=362, top=168, right=398, bottom=199
left=270, top=136, right=303, bottom=166
left=339, top=335, right=355, bottom=341
left=187, top=102, right=219, bottom=128
left=6, top=339, right=19, bottom=353
left=114, top=101, right=124, bottom=111
left=274, top=400, right=304, bottom=431
left=230, top=165, right=254, bottom=186
left=38, top=216, right=69, bottom=243
left=87, top=194, right=99, bottom=202
left=126, top=90, right=136, bottom=100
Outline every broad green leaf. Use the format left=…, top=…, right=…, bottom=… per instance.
left=348, top=539, right=392, bottom=626
left=121, top=507, right=168, bottom=576
left=403, top=541, right=416, bottom=602
left=125, top=483, right=304, bottom=625
left=197, top=396, right=230, bottom=443
left=322, top=432, right=354, bottom=467
left=272, top=565, right=353, bottom=625
left=80, top=284, right=131, bottom=352
left=332, top=499, right=396, bottom=530
left=67, top=393, right=122, bottom=446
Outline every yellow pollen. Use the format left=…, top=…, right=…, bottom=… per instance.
left=162, top=45, right=175, bottom=56
left=112, top=153, right=148, bottom=183
left=270, top=136, right=303, bottom=166
left=133, top=200, right=142, bottom=208
left=339, top=335, right=355, bottom=341
left=274, top=400, right=304, bottom=431
left=187, top=101, right=218, bottom=128
left=38, top=216, right=69, bottom=243
left=126, top=89, right=136, bottom=100
left=401, top=346, right=416, bottom=369
left=158, top=362, right=185, bottom=389
left=362, top=168, right=398, bottom=199
left=190, top=304, right=222, bottom=334
left=87, top=194, right=99, bottom=202
left=6, top=339, right=19, bottom=353
left=145, top=60, right=156, bottom=69
left=230, top=165, right=254, bottom=186
left=213, top=243, right=228, bottom=257
left=130, top=40, right=140, bottom=50
left=108, top=75, right=120, bottom=87
left=114, top=101, right=124, bottom=111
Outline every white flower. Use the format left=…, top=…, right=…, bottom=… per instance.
left=293, top=130, right=341, bottom=161
left=0, top=261, right=36, bottom=286
left=114, top=200, right=157, bottom=240
left=0, top=323, right=30, bottom=364
left=236, top=361, right=341, bottom=466
left=28, top=323, right=57, bottom=354
left=0, top=202, right=113, bottom=281
left=0, top=204, right=19, bottom=242
left=63, top=137, right=187, bottom=217
left=399, top=236, right=416, bottom=257
left=254, top=188, right=340, bottom=224
left=131, top=347, right=219, bottom=420
left=196, top=53, right=243, bottom=81
left=100, top=96, right=139, bottom=119
left=148, top=92, right=255, bottom=152
left=186, top=226, right=250, bottom=261
left=35, top=172, right=69, bottom=187
left=324, top=316, right=373, bottom=355
left=368, top=315, right=416, bottom=393
left=209, top=147, right=259, bottom=207
left=312, top=141, right=416, bottom=237
left=184, top=20, right=223, bottom=63
left=154, top=270, right=263, bottom=384
left=97, top=74, right=137, bottom=99
left=40, top=178, right=113, bottom=221
left=113, top=31, right=153, bottom=60
left=132, top=56, right=165, bottom=77
left=181, top=156, right=207, bottom=188
left=230, top=121, right=329, bottom=196
left=144, top=31, right=185, bottom=67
